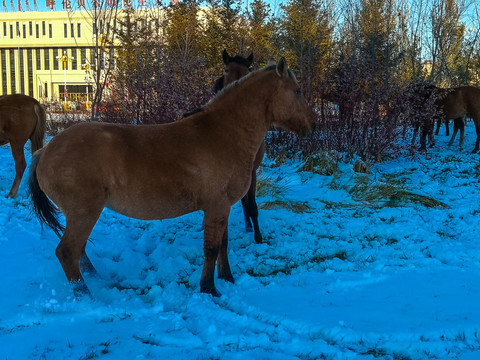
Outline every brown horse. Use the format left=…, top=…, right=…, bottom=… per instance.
left=28, top=58, right=315, bottom=298
left=0, top=94, right=45, bottom=198
left=214, top=50, right=265, bottom=244
left=419, top=86, right=480, bottom=152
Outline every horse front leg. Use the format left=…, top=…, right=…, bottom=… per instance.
left=434, top=118, right=441, bottom=135
left=240, top=195, right=253, bottom=233
left=7, top=141, right=27, bottom=198
left=217, top=224, right=234, bottom=283
left=247, top=172, right=262, bottom=244
left=411, top=123, right=419, bottom=146
left=201, top=209, right=230, bottom=297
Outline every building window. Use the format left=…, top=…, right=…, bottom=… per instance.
left=9, top=49, right=15, bottom=93
left=44, top=49, right=50, bottom=71
left=27, top=49, right=33, bottom=96
left=49, top=24, right=52, bottom=38
left=71, top=48, right=77, bottom=69
left=71, top=23, right=74, bottom=38
left=16, top=22, right=19, bottom=37
left=64, top=23, right=67, bottom=38
left=3, top=22, right=6, bottom=37
left=54, top=49, right=59, bottom=70
left=23, top=24, right=26, bottom=38
left=29, top=21, right=32, bottom=36
left=36, top=24, right=39, bottom=38
left=77, top=23, right=81, bottom=38
left=42, top=21, right=45, bottom=36
left=1, top=50, right=6, bottom=95
left=36, top=49, right=41, bottom=70
left=81, top=48, right=87, bottom=65
left=9, top=24, right=13, bottom=39
left=19, top=49, right=24, bottom=94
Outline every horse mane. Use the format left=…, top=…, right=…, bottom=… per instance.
left=182, top=61, right=295, bottom=119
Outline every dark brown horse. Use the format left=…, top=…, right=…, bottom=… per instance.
left=28, top=58, right=315, bottom=298
left=0, top=94, right=45, bottom=198
left=419, top=86, right=480, bottom=152
left=214, top=50, right=264, bottom=243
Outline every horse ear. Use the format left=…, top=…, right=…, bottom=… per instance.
left=222, top=49, right=230, bottom=65
left=276, top=57, right=288, bottom=78
left=246, top=53, right=253, bottom=67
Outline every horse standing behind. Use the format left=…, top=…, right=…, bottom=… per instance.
left=435, top=86, right=479, bottom=151
left=214, top=49, right=265, bottom=244
left=0, top=94, right=45, bottom=198
left=28, top=58, right=315, bottom=298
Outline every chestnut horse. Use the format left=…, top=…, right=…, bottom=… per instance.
left=0, top=94, right=45, bottom=198
left=419, top=86, right=480, bottom=152
left=214, top=50, right=265, bottom=244
left=28, top=58, right=315, bottom=297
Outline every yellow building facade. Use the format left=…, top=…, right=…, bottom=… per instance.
left=0, top=10, right=95, bottom=103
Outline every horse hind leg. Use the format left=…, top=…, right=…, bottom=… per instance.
left=7, top=141, right=27, bottom=198
left=459, top=115, right=466, bottom=147
left=449, top=117, right=464, bottom=147
left=80, top=249, right=99, bottom=278
left=56, top=208, right=103, bottom=298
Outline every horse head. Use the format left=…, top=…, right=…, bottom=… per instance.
left=268, top=58, right=316, bottom=137
left=214, top=49, right=253, bottom=93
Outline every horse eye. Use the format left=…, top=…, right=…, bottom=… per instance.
left=224, top=69, right=230, bottom=74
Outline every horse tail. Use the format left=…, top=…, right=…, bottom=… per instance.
left=28, top=149, right=65, bottom=239
left=30, top=102, right=46, bottom=153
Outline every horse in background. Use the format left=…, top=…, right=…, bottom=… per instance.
left=213, top=49, right=253, bottom=93
left=28, top=58, right=315, bottom=298
left=418, top=86, right=480, bottom=152
left=435, top=86, right=479, bottom=151
left=401, top=83, right=439, bottom=150
left=0, top=94, right=46, bottom=198
left=214, top=50, right=265, bottom=244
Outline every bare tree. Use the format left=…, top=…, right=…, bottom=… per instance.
left=69, top=0, right=121, bottom=120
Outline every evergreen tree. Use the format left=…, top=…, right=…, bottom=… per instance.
left=278, top=0, right=333, bottom=98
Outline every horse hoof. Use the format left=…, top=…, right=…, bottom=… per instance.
left=218, top=272, right=235, bottom=284
left=72, top=280, right=92, bottom=299
left=201, top=285, right=222, bottom=297
left=254, top=233, right=263, bottom=244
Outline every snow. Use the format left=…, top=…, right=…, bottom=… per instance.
left=1, top=125, right=480, bottom=359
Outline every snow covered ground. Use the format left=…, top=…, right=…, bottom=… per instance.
left=1, top=124, right=480, bottom=360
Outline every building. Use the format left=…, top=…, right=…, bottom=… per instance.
left=0, top=10, right=96, bottom=104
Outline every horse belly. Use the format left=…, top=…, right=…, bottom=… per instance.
left=105, top=186, right=200, bottom=221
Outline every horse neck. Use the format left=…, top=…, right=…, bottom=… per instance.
left=206, top=72, right=273, bottom=152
